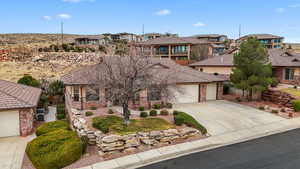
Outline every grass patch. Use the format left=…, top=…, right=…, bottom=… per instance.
left=36, top=121, right=70, bottom=136
left=281, top=88, right=300, bottom=99
left=174, top=111, right=207, bottom=135
left=92, top=115, right=174, bottom=135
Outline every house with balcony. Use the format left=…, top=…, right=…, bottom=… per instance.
left=192, top=34, right=228, bottom=43
left=110, top=33, right=140, bottom=42
left=75, top=35, right=107, bottom=45
left=238, top=34, right=284, bottom=49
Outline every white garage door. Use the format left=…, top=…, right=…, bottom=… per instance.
left=0, top=110, right=20, bottom=137
left=170, top=84, right=199, bottom=104
left=206, top=83, right=217, bottom=101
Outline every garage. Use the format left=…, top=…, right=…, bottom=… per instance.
left=0, top=110, right=20, bottom=137
left=170, top=84, right=199, bottom=104
left=206, top=83, right=217, bottom=100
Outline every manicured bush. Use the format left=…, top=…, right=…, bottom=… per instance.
left=173, top=110, right=180, bottom=116
left=26, top=129, right=82, bottom=169
left=258, top=106, right=265, bottom=110
left=292, top=100, right=300, bottom=112
left=153, top=104, right=161, bottom=109
left=140, top=112, right=148, bottom=118
left=90, top=106, right=97, bottom=110
left=36, top=121, right=69, bottom=136
left=80, top=136, right=89, bottom=154
left=160, top=109, right=169, bottom=116
left=174, top=116, right=184, bottom=126
left=56, top=113, right=65, bottom=120
left=149, top=110, right=158, bottom=116
left=223, top=83, right=231, bottom=94
left=56, top=104, right=65, bottom=114
left=108, top=109, right=114, bottom=114
left=164, top=103, right=173, bottom=109
left=138, top=106, right=145, bottom=111
left=173, top=112, right=207, bottom=134
left=85, top=111, right=94, bottom=116
left=271, top=109, right=279, bottom=114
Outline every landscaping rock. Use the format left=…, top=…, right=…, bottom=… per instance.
left=123, top=147, right=137, bottom=153
left=179, top=127, right=199, bottom=136
left=163, top=129, right=179, bottom=137
left=149, top=131, right=162, bottom=139
left=138, top=132, right=149, bottom=137
left=125, top=138, right=140, bottom=148
left=122, top=134, right=136, bottom=141
left=102, top=135, right=123, bottom=143
left=140, top=138, right=158, bottom=145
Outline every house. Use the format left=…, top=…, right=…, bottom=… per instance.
left=75, top=35, right=107, bottom=45
left=136, top=36, right=224, bottom=64
left=189, top=49, right=300, bottom=85
left=192, top=34, right=228, bottom=43
left=238, top=34, right=284, bottom=49
left=61, top=57, right=226, bottom=110
left=110, top=33, right=140, bottom=42
left=0, top=80, right=41, bottom=137
left=142, top=33, right=178, bottom=41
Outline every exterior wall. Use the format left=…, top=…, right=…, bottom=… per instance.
left=197, top=66, right=233, bottom=75
left=217, top=82, right=224, bottom=100
left=199, top=84, right=207, bottom=102
left=273, top=67, right=300, bottom=85
left=19, top=108, right=34, bottom=137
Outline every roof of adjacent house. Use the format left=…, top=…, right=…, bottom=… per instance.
left=75, top=35, right=104, bottom=40
left=192, top=34, right=227, bottom=38
left=0, top=80, right=42, bottom=110
left=61, top=56, right=226, bottom=86
left=240, top=34, right=284, bottom=40
left=189, top=49, right=300, bottom=67
left=138, top=37, right=208, bottom=46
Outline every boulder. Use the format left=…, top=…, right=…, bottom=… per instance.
left=102, top=135, right=122, bottom=143
left=138, top=132, right=149, bottom=137
left=123, top=147, right=137, bottom=153
left=163, top=129, right=179, bottom=137
left=122, top=134, right=136, bottom=141
left=125, top=138, right=140, bottom=148
left=160, top=135, right=180, bottom=143
left=179, top=127, right=199, bottom=136
left=140, top=138, right=158, bottom=145
left=149, top=131, right=162, bottom=139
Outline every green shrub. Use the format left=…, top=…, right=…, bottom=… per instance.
left=149, top=110, right=158, bottom=116
left=108, top=109, right=114, bottom=114
left=17, top=74, right=41, bottom=87
left=164, top=103, right=173, bottom=109
left=173, top=110, right=180, bottom=116
left=271, top=78, right=279, bottom=88
left=26, top=129, right=82, bottom=169
left=36, top=121, right=69, bottom=136
left=258, top=106, right=265, bottom=110
left=56, top=104, right=65, bottom=114
left=223, top=83, right=231, bottom=94
left=173, top=112, right=207, bottom=134
left=85, top=111, right=94, bottom=116
left=153, top=104, right=161, bottom=109
left=92, top=116, right=123, bottom=133
left=80, top=136, right=89, bottom=154
left=138, top=106, right=145, bottom=111
left=271, top=109, right=279, bottom=114
left=292, top=100, right=300, bottom=112
left=140, top=112, right=148, bottom=118
left=56, top=113, right=65, bottom=120
left=160, top=109, right=169, bottom=116
left=90, top=106, right=97, bottom=110
left=174, top=116, right=184, bottom=126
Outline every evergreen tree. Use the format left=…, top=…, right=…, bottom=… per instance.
left=230, top=37, right=273, bottom=100
left=17, top=75, right=41, bottom=88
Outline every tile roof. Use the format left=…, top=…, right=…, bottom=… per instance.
left=0, top=80, right=42, bottom=110
left=61, top=56, right=226, bottom=85
left=241, top=34, right=284, bottom=40
left=191, top=34, right=227, bottom=38
left=189, top=49, right=300, bottom=67
left=137, top=37, right=208, bottom=45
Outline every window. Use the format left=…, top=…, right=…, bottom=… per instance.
left=86, top=87, right=100, bottom=101
left=73, top=86, right=80, bottom=102
left=133, top=92, right=140, bottom=101
left=285, top=68, right=294, bottom=80
left=147, top=87, right=161, bottom=101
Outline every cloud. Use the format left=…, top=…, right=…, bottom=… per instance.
left=289, top=4, right=300, bottom=8
left=42, top=16, right=52, bottom=21
left=62, top=0, right=95, bottom=3
left=155, top=9, right=171, bottom=16
left=275, top=8, right=285, bottom=13
left=57, top=14, right=72, bottom=19
left=193, top=22, right=206, bottom=27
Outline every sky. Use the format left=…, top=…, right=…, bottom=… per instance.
left=2, top=0, right=300, bottom=42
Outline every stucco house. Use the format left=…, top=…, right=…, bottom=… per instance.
left=61, top=57, right=226, bottom=110
left=0, top=80, right=41, bottom=137
left=189, top=49, right=300, bottom=85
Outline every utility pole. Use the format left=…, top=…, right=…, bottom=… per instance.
left=239, top=24, right=242, bottom=38
left=142, top=24, right=145, bottom=40
left=61, top=21, right=64, bottom=46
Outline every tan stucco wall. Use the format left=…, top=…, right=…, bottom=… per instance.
left=294, top=68, right=300, bottom=76
left=196, top=66, right=233, bottom=75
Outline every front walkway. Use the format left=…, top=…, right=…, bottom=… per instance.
left=44, top=106, right=56, bottom=122
left=173, top=100, right=285, bottom=135
left=80, top=100, right=300, bottom=169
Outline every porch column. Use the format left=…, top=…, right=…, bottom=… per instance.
left=187, top=44, right=191, bottom=60
left=150, top=46, right=153, bottom=57
left=168, top=45, right=172, bottom=59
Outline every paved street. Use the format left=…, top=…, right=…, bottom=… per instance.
left=174, top=100, right=284, bottom=135
left=139, top=128, right=300, bottom=169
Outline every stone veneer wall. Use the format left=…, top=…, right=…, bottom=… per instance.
left=19, top=109, right=34, bottom=136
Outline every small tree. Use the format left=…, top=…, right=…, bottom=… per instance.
left=18, top=75, right=41, bottom=88
left=230, top=37, right=273, bottom=100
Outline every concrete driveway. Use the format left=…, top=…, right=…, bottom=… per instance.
left=0, top=137, right=28, bottom=169
left=173, top=100, right=285, bottom=136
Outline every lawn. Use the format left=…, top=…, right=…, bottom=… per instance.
left=92, top=115, right=175, bottom=135
left=280, top=88, right=300, bottom=99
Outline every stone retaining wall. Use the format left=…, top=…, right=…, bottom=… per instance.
left=262, top=89, right=296, bottom=108
left=70, top=109, right=201, bottom=155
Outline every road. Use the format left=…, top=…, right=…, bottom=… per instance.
left=138, top=128, right=300, bottom=169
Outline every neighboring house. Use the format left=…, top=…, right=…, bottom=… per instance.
left=0, top=80, right=41, bottom=137
left=110, top=33, right=140, bottom=42
left=238, top=34, right=284, bottom=49
left=75, top=35, right=107, bottom=45
left=136, top=36, right=224, bottom=64
left=61, top=57, right=226, bottom=110
left=192, top=34, right=228, bottom=43
left=189, top=49, right=300, bottom=85
left=142, top=33, right=178, bottom=41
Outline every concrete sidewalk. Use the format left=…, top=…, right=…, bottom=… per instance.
left=79, top=117, right=300, bottom=169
